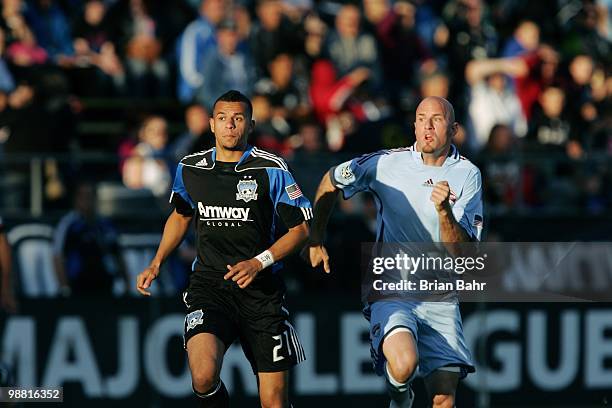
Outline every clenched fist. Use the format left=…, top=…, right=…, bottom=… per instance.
left=430, top=180, right=452, bottom=213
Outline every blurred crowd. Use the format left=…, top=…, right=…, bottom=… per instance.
left=0, top=0, right=610, bottom=214
left=0, top=0, right=611, bottom=300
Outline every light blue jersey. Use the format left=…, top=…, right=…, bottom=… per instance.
left=331, top=144, right=483, bottom=243
left=331, top=144, right=480, bottom=379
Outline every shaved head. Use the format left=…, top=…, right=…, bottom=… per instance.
left=417, top=96, right=455, bottom=124
left=414, top=96, right=457, bottom=164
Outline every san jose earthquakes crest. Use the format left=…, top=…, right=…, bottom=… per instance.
left=236, top=179, right=258, bottom=202
left=186, top=309, right=204, bottom=331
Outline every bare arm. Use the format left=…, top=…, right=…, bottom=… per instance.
left=224, top=221, right=309, bottom=289
left=465, top=57, right=528, bottom=86
left=430, top=181, right=472, bottom=255
left=310, top=170, right=340, bottom=245
left=438, top=207, right=471, bottom=243
left=269, top=222, right=309, bottom=263
left=304, top=170, right=340, bottom=273
left=136, top=209, right=193, bottom=296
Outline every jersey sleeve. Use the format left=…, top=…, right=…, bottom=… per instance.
left=267, top=168, right=312, bottom=229
left=452, top=168, right=484, bottom=241
left=169, top=163, right=196, bottom=216
left=330, top=152, right=382, bottom=199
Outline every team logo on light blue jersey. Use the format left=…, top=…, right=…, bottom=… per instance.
left=236, top=179, right=258, bottom=202
left=338, top=163, right=355, bottom=183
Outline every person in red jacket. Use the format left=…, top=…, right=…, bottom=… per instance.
left=308, top=59, right=372, bottom=150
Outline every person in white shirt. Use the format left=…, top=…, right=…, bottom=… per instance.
left=465, top=56, right=529, bottom=150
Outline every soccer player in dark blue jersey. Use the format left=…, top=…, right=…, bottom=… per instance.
left=137, top=90, right=311, bottom=408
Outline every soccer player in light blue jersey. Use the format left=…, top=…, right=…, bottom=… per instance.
left=307, top=96, right=483, bottom=408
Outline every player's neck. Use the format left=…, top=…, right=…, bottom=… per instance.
left=421, top=145, right=451, bottom=167
left=215, top=144, right=247, bottom=162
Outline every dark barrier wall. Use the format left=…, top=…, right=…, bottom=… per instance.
left=1, top=297, right=612, bottom=407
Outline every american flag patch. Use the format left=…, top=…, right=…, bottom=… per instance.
left=473, top=214, right=483, bottom=227
left=285, top=183, right=303, bottom=200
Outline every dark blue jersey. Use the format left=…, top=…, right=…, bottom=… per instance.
left=170, top=146, right=312, bottom=278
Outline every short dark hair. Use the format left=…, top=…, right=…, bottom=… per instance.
left=212, top=90, right=253, bottom=119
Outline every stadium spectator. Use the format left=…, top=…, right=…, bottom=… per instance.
left=294, top=119, right=325, bottom=155
left=564, top=54, right=598, bottom=136
left=419, top=69, right=450, bottom=100
left=250, top=93, right=287, bottom=153
left=72, top=0, right=125, bottom=95
left=24, top=0, right=73, bottom=63
left=413, top=0, right=448, bottom=55
left=324, top=4, right=381, bottom=90
left=232, top=3, right=251, bottom=43
left=122, top=115, right=172, bottom=197
left=2, top=12, right=48, bottom=66
left=0, top=0, right=608, bottom=235
left=526, top=85, right=582, bottom=158
left=0, top=80, right=38, bottom=210
left=587, top=64, right=611, bottom=152
left=73, top=0, right=113, bottom=54
left=249, top=0, right=304, bottom=77
left=288, top=119, right=327, bottom=195
left=514, top=44, right=560, bottom=120
left=561, top=2, right=611, bottom=66
left=0, top=28, right=15, bottom=93
left=170, top=103, right=213, bottom=162
left=465, top=56, right=528, bottom=150
left=369, top=0, right=435, bottom=110
left=441, top=0, right=497, bottom=120
left=0, top=215, right=16, bottom=313
left=254, top=52, right=308, bottom=125
left=476, top=124, right=521, bottom=213
left=501, top=20, right=540, bottom=58
left=176, top=0, right=225, bottom=102
left=308, top=59, right=372, bottom=151
left=198, top=19, right=254, bottom=111
left=53, top=182, right=128, bottom=297
left=303, top=11, right=326, bottom=58
left=111, top=0, right=171, bottom=97
left=0, top=0, right=23, bottom=41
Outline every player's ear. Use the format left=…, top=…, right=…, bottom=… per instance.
left=450, top=122, right=459, bottom=137
left=210, top=117, right=215, bottom=133
left=249, top=119, right=256, bottom=133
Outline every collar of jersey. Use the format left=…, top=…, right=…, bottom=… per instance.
left=411, top=144, right=460, bottom=168
left=211, top=145, right=254, bottom=166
